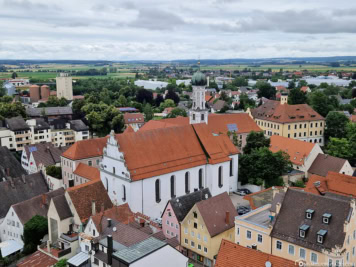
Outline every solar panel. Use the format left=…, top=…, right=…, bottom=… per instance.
left=29, top=147, right=37, bottom=153
left=227, top=123, right=238, bottom=132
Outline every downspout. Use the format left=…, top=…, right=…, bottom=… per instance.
left=141, top=180, right=144, bottom=214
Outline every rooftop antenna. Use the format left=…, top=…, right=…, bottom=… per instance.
left=198, top=55, right=201, bottom=71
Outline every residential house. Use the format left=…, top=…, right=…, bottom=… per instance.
left=61, top=137, right=107, bottom=188
left=211, top=100, right=227, bottom=113
left=73, top=163, right=100, bottom=186
left=0, top=146, right=27, bottom=180
left=44, top=180, right=113, bottom=261
left=100, top=124, right=239, bottom=219
left=17, top=250, right=58, bottom=267
left=162, top=107, right=175, bottom=117
left=308, top=154, right=353, bottom=177
left=50, top=119, right=90, bottom=147
left=180, top=192, right=237, bottom=267
left=140, top=113, right=261, bottom=149
left=235, top=188, right=356, bottom=266
left=0, top=173, right=49, bottom=221
left=215, top=240, right=295, bottom=267
left=123, top=113, right=145, bottom=132
left=305, top=171, right=356, bottom=198
left=2, top=81, right=17, bottom=96
left=3, top=116, right=31, bottom=151
left=300, top=86, right=311, bottom=93
left=269, top=135, right=323, bottom=176
left=161, top=188, right=212, bottom=241
left=91, top=226, right=188, bottom=267
left=21, top=143, right=67, bottom=174
left=0, top=188, right=65, bottom=247
left=26, top=118, right=52, bottom=144
left=249, top=96, right=325, bottom=145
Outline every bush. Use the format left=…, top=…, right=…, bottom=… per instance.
left=293, top=180, right=305, bottom=188
left=46, top=166, right=62, bottom=179
left=23, top=215, right=48, bottom=255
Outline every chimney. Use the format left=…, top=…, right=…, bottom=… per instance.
left=92, top=201, right=96, bottom=216
left=107, top=235, right=113, bottom=266
left=42, top=194, right=47, bottom=206
left=107, top=218, right=112, bottom=228
left=225, top=211, right=230, bottom=225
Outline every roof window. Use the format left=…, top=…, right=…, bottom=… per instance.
left=306, top=209, right=314, bottom=219
left=322, top=213, right=332, bottom=224
left=317, top=229, right=327, bottom=244
left=299, top=224, right=310, bottom=238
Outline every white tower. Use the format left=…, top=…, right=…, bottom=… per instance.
left=189, top=71, right=208, bottom=124
left=56, top=73, right=73, bottom=100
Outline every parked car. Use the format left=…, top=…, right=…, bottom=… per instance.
left=237, top=206, right=251, bottom=215
left=239, top=188, right=252, bottom=195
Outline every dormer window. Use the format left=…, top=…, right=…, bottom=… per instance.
left=317, top=230, right=327, bottom=244
left=299, top=224, right=310, bottom=238
left=322, top=213, right=332, bottom=224
left=306, top=209, right=314, bottom=219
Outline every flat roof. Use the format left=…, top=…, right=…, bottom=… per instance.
left=244, top=209, right=272, bottom=228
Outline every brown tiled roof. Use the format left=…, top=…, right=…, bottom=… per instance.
left=91, top=203, right=135, bottom=233
left=73, top=163, right=100, bottom=181
left=251, top=99, right=324, bottom=123
left=17, top=250, right=57, bottom=267
left=123, top=113, right=144, bottom=124
left=269, top=135, right=316, bottom=166
left=62, top=137, right=108, bottom=160
left=140, top=113, right=260, bottom=135
left=351, top=115, right=356, bottom=123
left=271, top=188, right=351, bottom=253
left=67, top=180, right=113, bottom=222
left=24, top=143, right=68, bottom=168
left=215, top=240, right=295, bottom=267
left=52, top=194, right=72, bottom=220
left=305, top=172, right=356, bottom=198
left=196, top=192, right=237, bottom=237
left=12, top=188, right=65, bottom=225
left=308, top=154, right=348, bottom=177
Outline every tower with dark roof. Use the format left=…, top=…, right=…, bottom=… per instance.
left=189, top=70, right=209, bottom=124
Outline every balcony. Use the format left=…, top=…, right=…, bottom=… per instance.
left=39, top=241, right=72, bottom=259
left=60, top=232, right=79, bottom=243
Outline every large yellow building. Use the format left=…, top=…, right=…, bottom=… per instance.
left=180, top=192, right=237, bottom=267
left=249, top=95, right=325, bottom=146
left=235, top=188, right=356, bottom=266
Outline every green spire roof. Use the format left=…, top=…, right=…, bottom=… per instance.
left=192, top=71, right=206, bottom=86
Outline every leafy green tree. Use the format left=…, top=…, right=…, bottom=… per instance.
left=238, top=93, right=255, bottom=110
left=165, top=108, right=187, bottom=118
left=55, top=259, right=67, bottom=267
left=117, top=95, right=127, bottom=107
left=23, top=215, right=48, bottom=255
left=155, top=94, right=164, bottom=107
left=325, top=111, right=349, bottom=139
left=111, top=114, right=125, bottom=133
left=143, top=103, right=153, bottom=121
left=46, top=166, right=62, bottom=179
left=256, top=81, right=276, bottom=100
left=165, top=89, right=180, bottom=104
left=11, top=72, right=17, bottom=79
left=326, top=138, right=353, bottom=159
left=288, top=88, right=307, bottom=105
left=239, top=147, right=292, bottom=187
left=232, top=77, right=248, bottom=87
left=288, top=81, right=295, bottom=89
left=298, top=80, right=308, bottom=87
left=307, top=91, right=334, bottom=117
left=0, top=101, right=26, bottom=120
left=159, top=99, right=175, bottom=111
left=136, top=89, right=153, bottom=104
left=243, top=131, right=270, bottom=154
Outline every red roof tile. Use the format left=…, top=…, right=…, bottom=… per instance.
left=215, top=240, right=295, bottom=267
left=123, top=125, right=135, bottom=134
left=269, top=135, right=316, bottom=166
left=17, top=250, right=57, bottom=267
left=62, top=137, right=108, bottom=160
left=73, top=163, right=100, bottom=181
left=123, top=113, right=144, bottom=124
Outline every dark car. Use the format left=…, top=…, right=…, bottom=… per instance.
left=237, top=206, right=251, bottom=215
left=239, top=188, right=252, bottom=195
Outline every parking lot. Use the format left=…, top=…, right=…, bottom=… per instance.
left=229, top=193, right=250, bottom=209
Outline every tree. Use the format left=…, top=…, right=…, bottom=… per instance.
left=298, top=80, right=308, bottom=87
left=288, top=88, right=307, bottom=105
left=256, top=81, right=276, bottom=100
left=165, top=89, right=180, bottom=104
left=143, top=103, right=153, bottom=121
left=288, top=81, right=295, bottom=89
left=46, top=166, right=62, bottom=179
left=117, top=95, right=127, bottom=107
left=307, top=91, right=334, bottom=117
left=55, top=259, right=67, bottom=267
left=238, top=93, right=255, bottom=110
left=136, top=89, right=153, bottom=104
left=111, top=114, right=125, bottom=133
left=165, top=108, right=187, bottom=118
left=155, top=94, right=164, bottom=107
left=326, top=138, right=353, bottom=159
left=23, top=215, right=48, bottom=255
left=325, top=111, right=349, bottom=139
left=239, top=147, right=292, bottom=187
left=243, top=131, right=270, bottom=154
left=11, top=72, right=17, bottom=79
left=159, top=99, right=175, bottom=111
left=233, top=77, right=248, bottom=87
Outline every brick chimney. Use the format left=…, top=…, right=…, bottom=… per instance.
left=225, top=211, right=230, bottom=224
left=42, top=194, right=47, bottom=206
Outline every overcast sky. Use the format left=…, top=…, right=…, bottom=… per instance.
left=1, top=0, right=356, bottom=60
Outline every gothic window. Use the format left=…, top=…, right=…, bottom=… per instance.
left=218, top=166, right=223, bottom=188
left=155, top=179, right=161, bottom=203
left=199, top=169, right=203, bottom=189
left=171, top=175, right=176, bottom=198
left=185, top=172, right=190, bottom=194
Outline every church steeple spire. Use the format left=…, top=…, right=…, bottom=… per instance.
left=189, top=64, right=208, bottom=125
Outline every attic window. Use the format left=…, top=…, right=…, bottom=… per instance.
left=299, top=224, right=310, bottom=238
left=193, top=212, right=197, bottom=219
left=322, top=213, right=332, bottom=224
left=306, top=209, right=314, bottom=219
left=317, top=230, right=327, bottom=244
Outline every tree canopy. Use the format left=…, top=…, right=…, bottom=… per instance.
left=243, top=131, right=270, bottom=154
left=256, top=81, right=276, bottom=100
left=23, top=215, right=48, bottom=255
left=288, top=88, right=307, bottom=105
left=325, top=111, right=350, bottom=140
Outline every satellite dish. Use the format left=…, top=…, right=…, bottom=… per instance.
left=113, top=227, right=117, bottom=232
left=265, top=261, right=272, bottom=267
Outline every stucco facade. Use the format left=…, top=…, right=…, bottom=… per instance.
left=0, top=207, right=24, bottom=245
left=162, top=202, right=180, bottom=240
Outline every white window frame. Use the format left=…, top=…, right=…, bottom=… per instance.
left=276, top=240, right=282, bottom=250
left=257, top=234, right=262, bottom=243
left=299, top=248, right=306, bottom=259
left=311, top=252, right=318, bottom=264
left=246, top=230, right=251, bottom=240
left=288, top=244, right=295, bottom=255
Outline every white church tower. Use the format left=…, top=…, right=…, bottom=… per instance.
left=189, top=70, right=209, bottom=124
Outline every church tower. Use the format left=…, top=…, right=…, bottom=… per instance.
left=189, top=71, right=209, bottom=124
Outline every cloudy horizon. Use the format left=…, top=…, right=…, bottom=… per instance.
left=1, top=0, right=356, bottom=60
